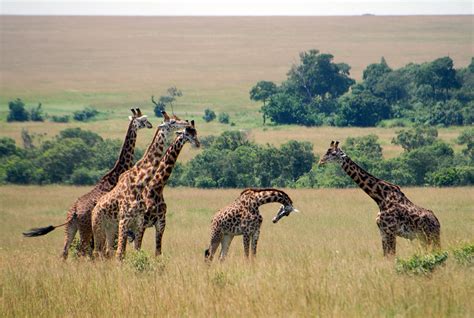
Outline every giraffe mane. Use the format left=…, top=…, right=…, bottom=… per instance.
left=240, top=188, right=292, bottom=203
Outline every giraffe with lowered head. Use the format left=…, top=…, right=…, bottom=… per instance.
left=23, top=108, right=153, bottom=259
left=204, top=188, right=298, bottom=262
left=318, top=141, right=441, bottom=256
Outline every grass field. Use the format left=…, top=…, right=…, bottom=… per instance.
left=0, top=185, right=473, bottom=317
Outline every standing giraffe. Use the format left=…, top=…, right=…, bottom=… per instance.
left=204, top=188, right=298, bottom=262
left=23, top=108, right=153, bottom=259
left=91, top=120, right=197, bottom=260
left=133, top=121, right=201, bottom=256
left=318, top=141, right=441, bottom=256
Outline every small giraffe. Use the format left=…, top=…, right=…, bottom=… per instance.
left=91, top=120, right=197, bottom=260
left=204, top=188, right=298, bottom=262
left=23, top=108, right=153, bottom=259
left=318, top=141, right=441, bottom=256
left=132, top=121, right=201, bottom=256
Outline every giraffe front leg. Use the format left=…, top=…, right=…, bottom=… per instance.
left=133, top=227, right=145, bottom=250
left=251, top=229, right=261, bottom=257
left=155, top=203, right=167, bottom=256
left=116, top=218, right=130, bottom=261
left=380, top=232, right=396, bottom=257
left=243, top=233, right=251, bottom=259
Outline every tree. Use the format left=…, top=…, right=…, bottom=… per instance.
left=286, top=49, right=355, bottom=102
left=0, top=138, right=18, bottom=157
left=73, top=107, right=99, bottom=121
left=7, top=98, right=29, bottom=122
left=249, top=80, right=277, bottom=124
left=58, top=127, right=103, bottom=147
left=152, top=86, right=182, bottom=117
left=416, top=57, right=461, bottom=101
left=336, top=90, right=391, bottom=127
left=392, top=126, right=438, bottom=152
left=363, top=57, right=392, bottom=93
left=30, top=103, right=45, bottom=122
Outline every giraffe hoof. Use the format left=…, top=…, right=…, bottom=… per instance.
left=126, top=230, right=136, bottom=242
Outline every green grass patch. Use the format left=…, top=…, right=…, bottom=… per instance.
left=453, top=243, right=474, bottom=266
left=395, top=251, right=449, bottom=275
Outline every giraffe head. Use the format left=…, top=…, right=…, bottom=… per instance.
left=272, top=204, right=299, bottom=223
left=318, top=141, right=346, bottom=165
left=129, top=108, right=153, bottom=129
left=158, top=111, right=190, bottom=132
left=176, top=120, right=201, bottom=148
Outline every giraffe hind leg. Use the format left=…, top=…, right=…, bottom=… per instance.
left=62, top=221, right=78, bottom=260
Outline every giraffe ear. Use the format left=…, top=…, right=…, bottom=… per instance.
left=128, top=116, right=133, bottom=121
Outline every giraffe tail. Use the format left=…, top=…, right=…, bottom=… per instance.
left=22, top=212, right=77, bottom=237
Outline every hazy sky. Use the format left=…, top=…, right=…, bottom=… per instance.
left=1, top=0, right=472, bottom=16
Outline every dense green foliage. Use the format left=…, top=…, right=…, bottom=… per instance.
left=7, top=99, right=45, bottom=122
left=452, top=244, right=474, bottom=266
left=251, top=52, right=474, bottom=127
left=1, top=127, right=472, bottom=188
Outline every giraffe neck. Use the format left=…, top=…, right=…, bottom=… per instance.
left=135, top=125, right=171, bottom=172
left=100, top=120, right=137, bottom=186
left=146, top=134, right=187, bottom=192
left=340, top=156, right=388, bottom=204
left=249, top=190, right=292, bottom=208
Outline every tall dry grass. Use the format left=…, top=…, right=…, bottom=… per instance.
left=1, top=186, right=473, bottom=317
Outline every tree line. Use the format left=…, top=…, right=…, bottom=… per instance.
left=250, top=50, right=474, bottom=127
left=1, top=126, right=472, bottom=188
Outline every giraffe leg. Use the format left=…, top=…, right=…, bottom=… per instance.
left=62, top=221, right=78, bottom=260
left=116, top=218, right=130, bottom=261
left=380, top=232, right=396, bottom=257
left=243, top=233, right=251, bottom=258
left=251, top=228, right=261, bottom=257
left=205, top=230, right=222, bottom=262
left=155, top=203, right=167, bottom=256
left=105, top=227, right=117, bottom=258
left=134, top=227, right=145, bottom=250
left=219, top=234, right=234, bottom=261
left=78, top=225, right=93, bottom=258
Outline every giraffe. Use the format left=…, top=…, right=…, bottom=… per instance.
left=91, top=119, right=197, bottom=261
left=204, top=188, right=298, bottom=262
left=318, top=141, right=441, bottom=256
left=132, top=121, right=201, bottom=256
left=23, top=108, right=153, bottom=259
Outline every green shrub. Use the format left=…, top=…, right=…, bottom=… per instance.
left=395, top=252, right=448, bottom=275
left=203, top=108, right=216, bottom=122
left=29, top=103, right=45, bottom=122
left=73, top=107, right=99, bottom=122
left=125, top=250, right=155, bottom=273
left=69, top=168, right=105, bottom=185
left=453, top=244, right=474, bottom=266
left=7, top=98, right=29, bottom=122
left=51, top=115, right=70, bottom=123
left=218, top=112, right=230, bottom=124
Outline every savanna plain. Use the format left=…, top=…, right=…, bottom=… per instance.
left=0, top=15, right=473, bottom=317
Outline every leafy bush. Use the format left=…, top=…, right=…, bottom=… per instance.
left=395, top=252, right=448, bottom=275
left=452, top=244, right=474, bottom=266
left=73, top=107, right=99, bottom=122
left=7, top=98, right=29, bottom=122
left=392, top=126, right=438, bottom=152
left=218, top=112, right=230, bottom=124
left=125, top=250, right=155, bottom=273
left=203, top=108, right=216, bottom=122
left=50, top=115, right=70, bottom=123
left=69, top=168, right=106, bottom=185
left=29, top=103, right=45, bottom=122
left=0, top=138, right=18, bottom=157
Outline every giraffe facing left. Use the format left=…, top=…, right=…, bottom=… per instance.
left=23, top=108, right=153, bottom=259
